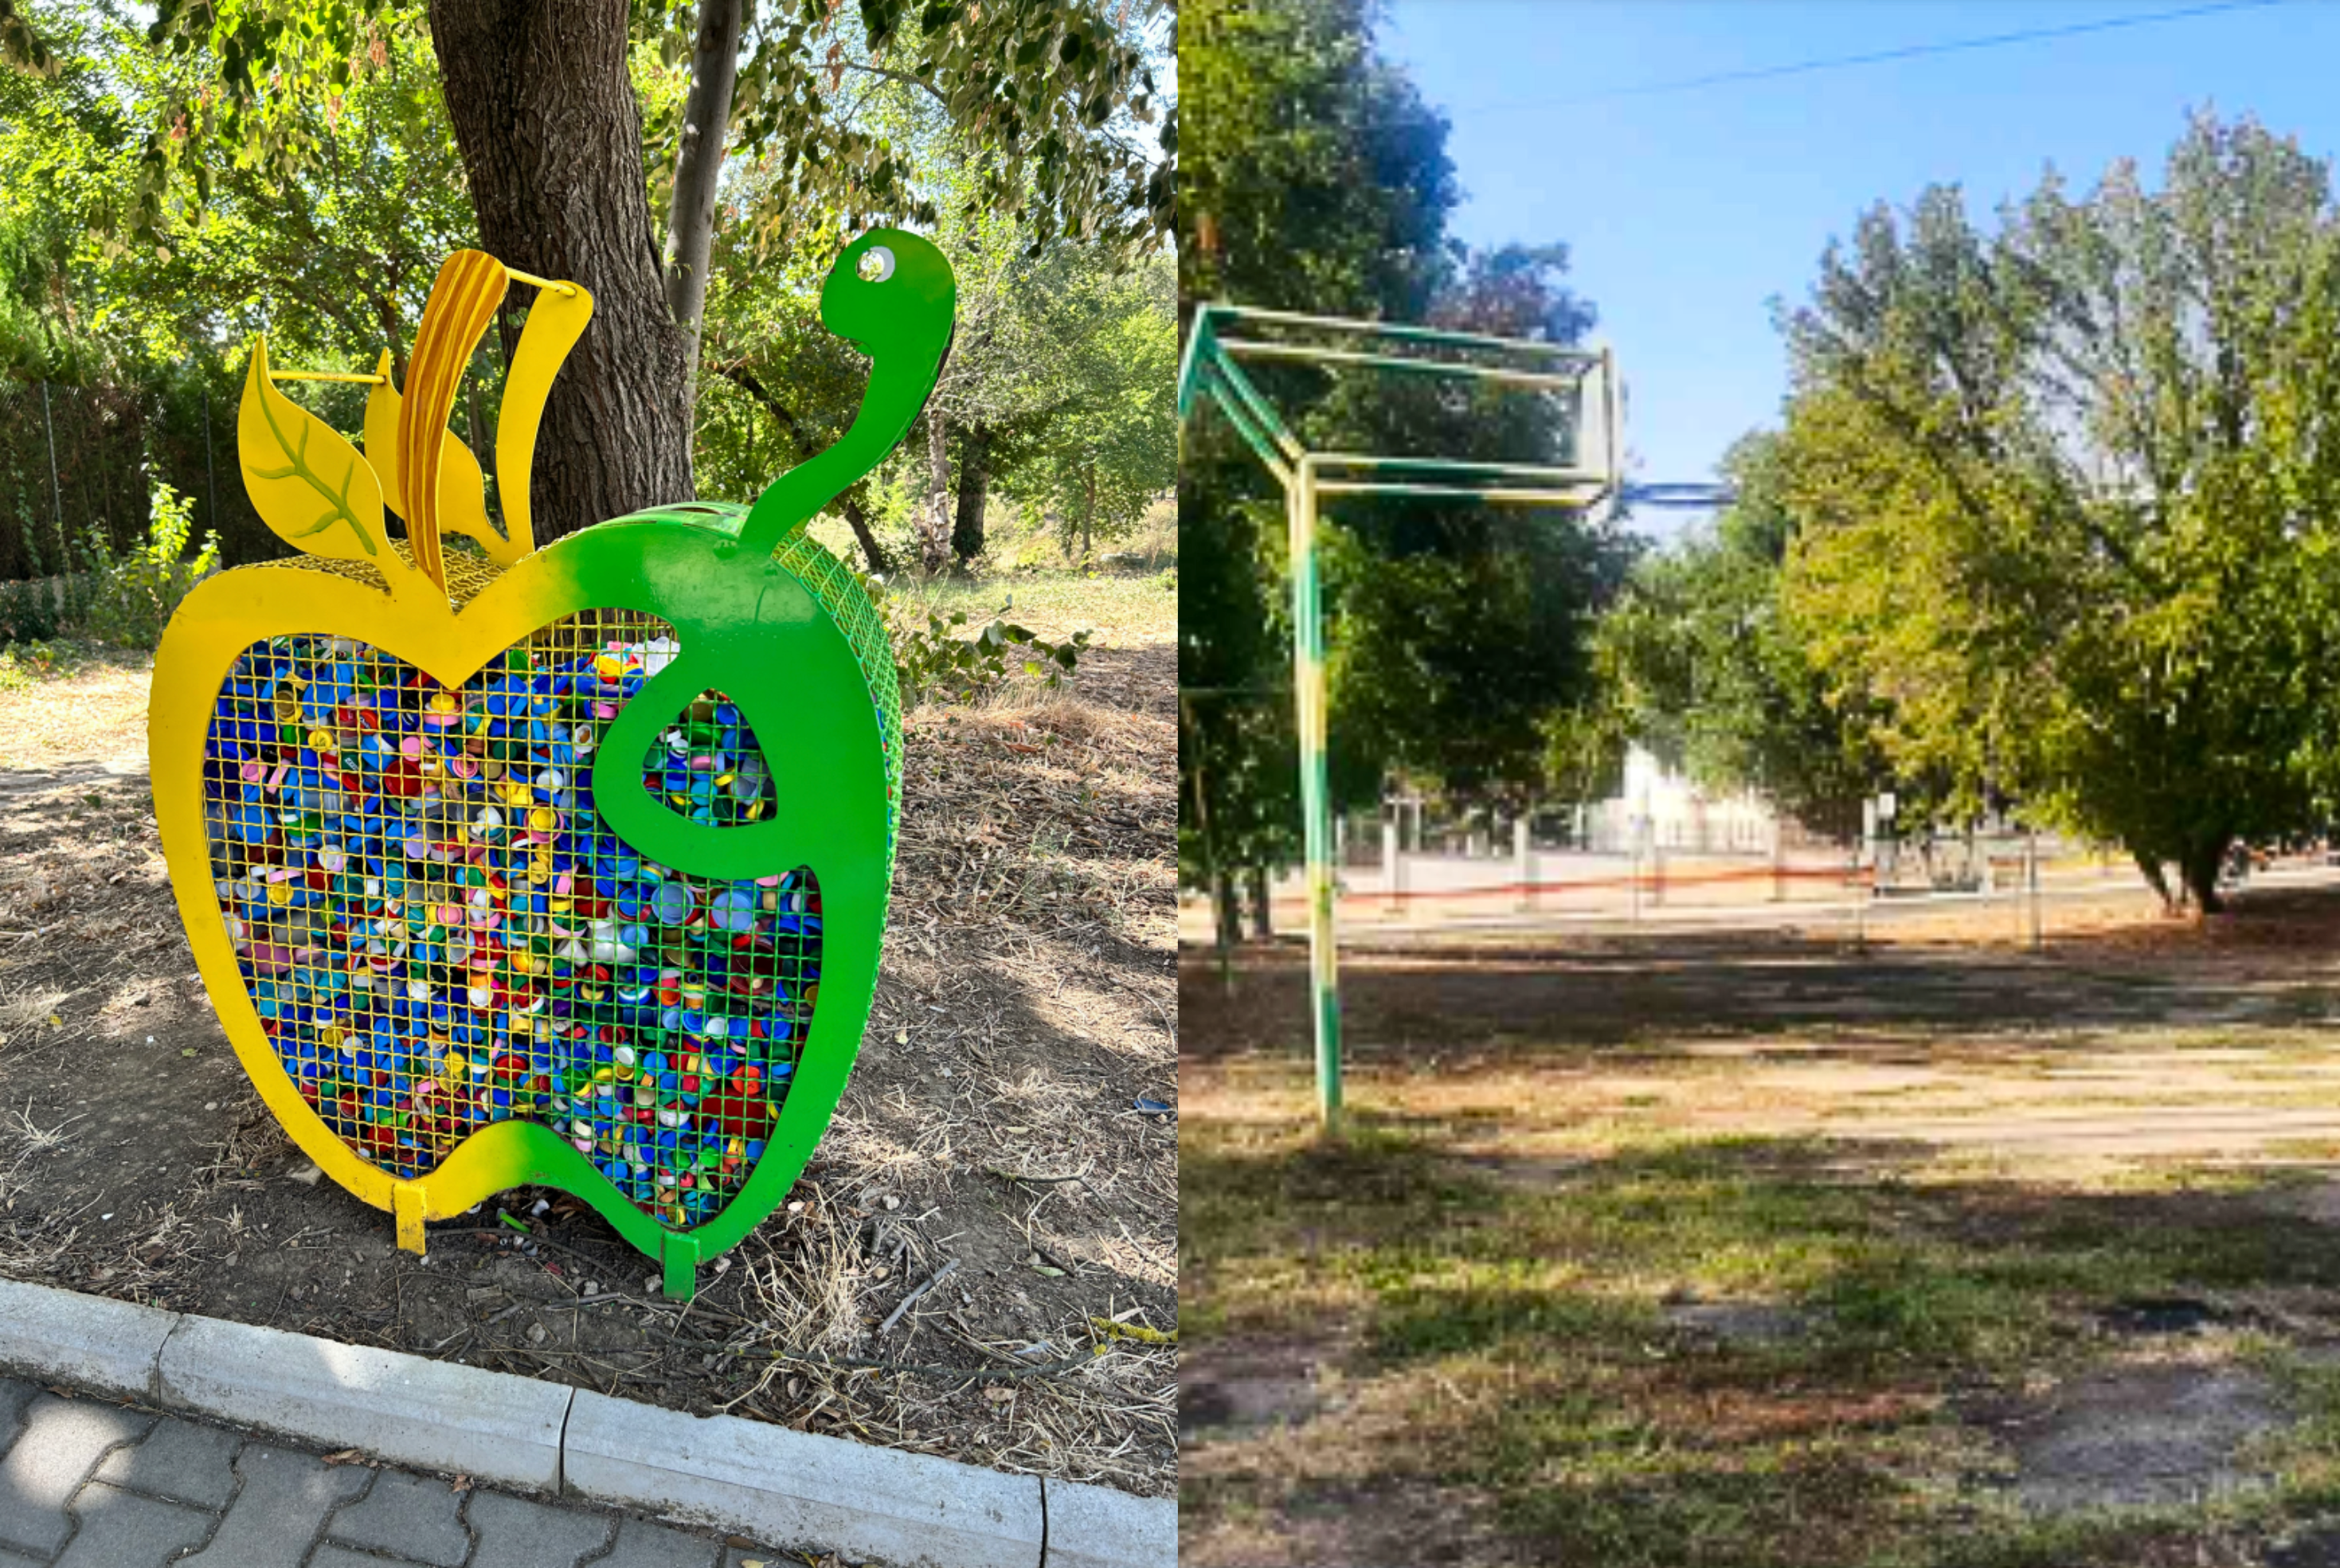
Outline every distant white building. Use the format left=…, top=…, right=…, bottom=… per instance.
left=1577, top=743, right=1778, bottom=855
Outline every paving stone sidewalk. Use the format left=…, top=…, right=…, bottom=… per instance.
left=0, top=1375, right=802, bottom=1568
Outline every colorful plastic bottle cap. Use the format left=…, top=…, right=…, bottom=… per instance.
left=651, top=882, right=695, bottom=925
left=709, top=888, right=757, bottom=933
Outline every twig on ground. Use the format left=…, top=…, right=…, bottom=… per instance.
left=877, top=1257, right=961, bottom=1334
left=682, top=1332, right=1101, bottom=1383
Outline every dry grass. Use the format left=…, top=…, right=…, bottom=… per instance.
left=880, top=568, right=1176, bottom=651
left=1181, top=887, right=2340, bottom=1564
left=0, top=643, right=153, bottom=772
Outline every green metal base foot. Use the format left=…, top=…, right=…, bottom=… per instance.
left=662, top=1233, right=700, bottom=1300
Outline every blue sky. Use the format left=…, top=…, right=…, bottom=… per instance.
left=1380, top=0, right=2338, bottom=535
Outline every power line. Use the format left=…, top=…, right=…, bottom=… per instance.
left=1459, top=0, right=2285, bottom=115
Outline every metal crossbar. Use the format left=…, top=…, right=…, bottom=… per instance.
left=1180, top=303, right=1619, bottom=1128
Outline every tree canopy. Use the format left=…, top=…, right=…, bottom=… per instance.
left=10, top=0, right=1177, bottom=540
left=1180, top=0, right=1632, bottom=921
left=1720, top=112, right=2340, bottom=911
left=1592, top=432, right=1884, bottom=839
left=0, top=0, right=1170, bottom=582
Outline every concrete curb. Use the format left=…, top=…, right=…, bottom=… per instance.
left=0, top=1277, right=1172, bottom=1568
left=1038, top=1476, right=1178, bottom=1568
left=565, top=1389, right=1040, bottom=1568
left=157, top=1312, right=573, bottom=1492
left=0, top=1277, right=176, bottom=1402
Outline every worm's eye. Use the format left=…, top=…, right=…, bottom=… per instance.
left=857, top=245, right=895, bottom=283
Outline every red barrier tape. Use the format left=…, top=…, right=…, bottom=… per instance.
left=1340, top=861, right=1868, bottom=908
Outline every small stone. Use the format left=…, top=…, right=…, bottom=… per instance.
left=526, top=1323, right=546, bottom=1345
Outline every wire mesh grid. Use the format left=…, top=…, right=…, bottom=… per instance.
left=774, top=529, right=902, bottom=872
left=198, top=604, right=821, bottom=1231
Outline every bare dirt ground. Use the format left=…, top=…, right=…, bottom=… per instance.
left=0, top=608, right=1176, bottom=1496
left=1182, top=885, right=2340, bottom=1565
left=1185, top=884, right=2340, bottom=1170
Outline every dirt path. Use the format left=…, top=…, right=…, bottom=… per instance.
left=1185, top=891, right=2340, bottom=1172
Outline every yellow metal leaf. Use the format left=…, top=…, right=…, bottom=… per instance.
left=495, top=276, right=594, bottom=557
left=239, top=336, right=389, bottom=565
left=362, top=351, right=517, bottom=566
left=399, top=250, right=510, bottom=594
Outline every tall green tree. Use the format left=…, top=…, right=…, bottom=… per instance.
left=1181, top=0, right=1631, bottom=936
left=95, top=0, right=1172, bottom=542
left=1775, top=114, right=2340, bottom=911
left=1180, top=0, right=1458, bottom=930
left=1005, top=241, right=1174, bottom=563
left=1594, top=432, right=1884, bottom=839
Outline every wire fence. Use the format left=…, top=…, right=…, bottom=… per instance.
left=0, top=372, right=292, bottom=630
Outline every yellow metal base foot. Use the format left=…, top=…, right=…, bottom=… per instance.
left=394, top=1185, right=428, bottom=1255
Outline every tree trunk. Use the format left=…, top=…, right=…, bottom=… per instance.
left=663, top=0, right=742, bottom=419
left=1246, top=864, right=1273, bottom=940
left=919, top=410, right=952, bottom=572
left=837, top=494, right=894, bottom=577
left=951, top=422, right=989, bottom=567
left=2133, top=850, right=2178, bottom=913
left=428, top=0, right=693, bottom=543
left=2182, top=834, right=2232, bottom=916
left=370, top=290, right=411, bottom=386
left=1080, top=462, right=1095, bottom=561
left=1213, top=871, right=1242, bottom=953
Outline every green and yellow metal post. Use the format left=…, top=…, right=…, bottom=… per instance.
left=1178, top=305, right=1614, bottom=1132
left=1286, top=458, right=1340, bottom=1124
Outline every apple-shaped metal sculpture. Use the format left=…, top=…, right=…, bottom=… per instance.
left=151, top=231, right=951, bottom=1299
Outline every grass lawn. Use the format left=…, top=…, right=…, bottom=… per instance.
left=1181, top=898, right=2340, bottom=1566
left=878, top=562, right=1178, bottom=646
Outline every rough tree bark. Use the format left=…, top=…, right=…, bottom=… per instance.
left=1246, top=865, right=1273, bottom=940
left=951, top=423, right=989, bottom=566
left=427, top=0, right=693, bottom=542
left=663, top=0, right=743, bottom=416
